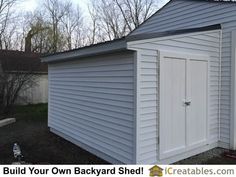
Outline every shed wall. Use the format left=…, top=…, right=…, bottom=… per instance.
left=128, top=30, right=221, bottom=164
left=130, top=0, right=236, bottom=146
left=48, top=51, right=135, bottom=164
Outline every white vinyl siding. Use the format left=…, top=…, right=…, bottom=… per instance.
left=48, top=51, right=135, bottom=164
left=130, top=0, right=236, bottom=146
left=128, top=30, right=221, bottom=164
left=138, top=50, right=159, bottom=164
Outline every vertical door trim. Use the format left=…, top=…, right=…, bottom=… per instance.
left=133, top=51, right=140, bottom=164
left=230, top=30, right=236, bottom=150
left=159, top=51, right=187, bottom=160
left=187, top=56, right=210, bottom=146
left=186, top=58, right=209, bottom=150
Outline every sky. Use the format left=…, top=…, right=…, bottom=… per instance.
left=18, top=0, right=170, bottom=15
left=19, top=0, right=93, bottom=13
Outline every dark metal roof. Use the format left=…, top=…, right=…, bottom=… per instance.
left=42, top=37, right=126, bottom=58
left=0, top=50, right=47, bottom=73
left=41, top=37, right=128, bottom=63
left=126, top=24, right=222, bottom=42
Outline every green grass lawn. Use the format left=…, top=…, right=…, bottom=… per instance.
left=0, top=104, right=108, bottom=164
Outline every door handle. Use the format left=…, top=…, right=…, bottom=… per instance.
left=184, top=101, right=191, bottom=106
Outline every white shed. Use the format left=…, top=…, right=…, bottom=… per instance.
left=41, top=0, right=236, bottom=164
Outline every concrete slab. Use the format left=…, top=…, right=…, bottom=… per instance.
left=0, top=118, right=16, bottom=128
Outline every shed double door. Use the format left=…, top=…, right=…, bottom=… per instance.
left=159, top=52, right=208, bottom=160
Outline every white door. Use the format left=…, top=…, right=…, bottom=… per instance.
left=187, top=60, right=208, bottom=149
left=159, top=52, right=208, bottom=160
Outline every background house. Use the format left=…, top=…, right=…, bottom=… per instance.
left=0, top=50, right=48, bottom=105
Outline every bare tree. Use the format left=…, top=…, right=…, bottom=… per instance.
left=0, top=0, right=18, bottom=49
left=11, top=0, right=86, bottom=53
left=88, top=0, right=158, bottom=43
left=1, top=23, right=16, bottom=49
left=0, top=14, right=25, bottom=50
left=1, top=0, right=157, bottom=52
left=23, top=13, right=53, bottom=53
left=61, top=5, right=84, bottom=50
left=0, top=53, right=40, bottom=113
left=115, top=0, right=157, bottom=30
left=87, top=5, right=107, bottom=45
left=89, top=0, right=127, bottom=42
left=74, top=25, right=87, bottom=48
left=0, top=71, right=39, bottom=113
left=43, top=0, right=71, bottom=53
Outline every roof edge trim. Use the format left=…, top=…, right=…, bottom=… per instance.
left=41, top=38, right=127, bottom=63
left=126, top=24, right=222, bottom=42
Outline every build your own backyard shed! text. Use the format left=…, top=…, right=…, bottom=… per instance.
left=2, top=167, right=144, bottom=176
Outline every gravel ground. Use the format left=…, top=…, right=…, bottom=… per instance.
left=176, top=148, right=236, bottom=164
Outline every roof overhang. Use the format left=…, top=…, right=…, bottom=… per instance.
left=41, top=24, right=221, bottom=63
left=126, top=24, right=221, bottom=42
left=41, top=38, right=128, bottom=63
